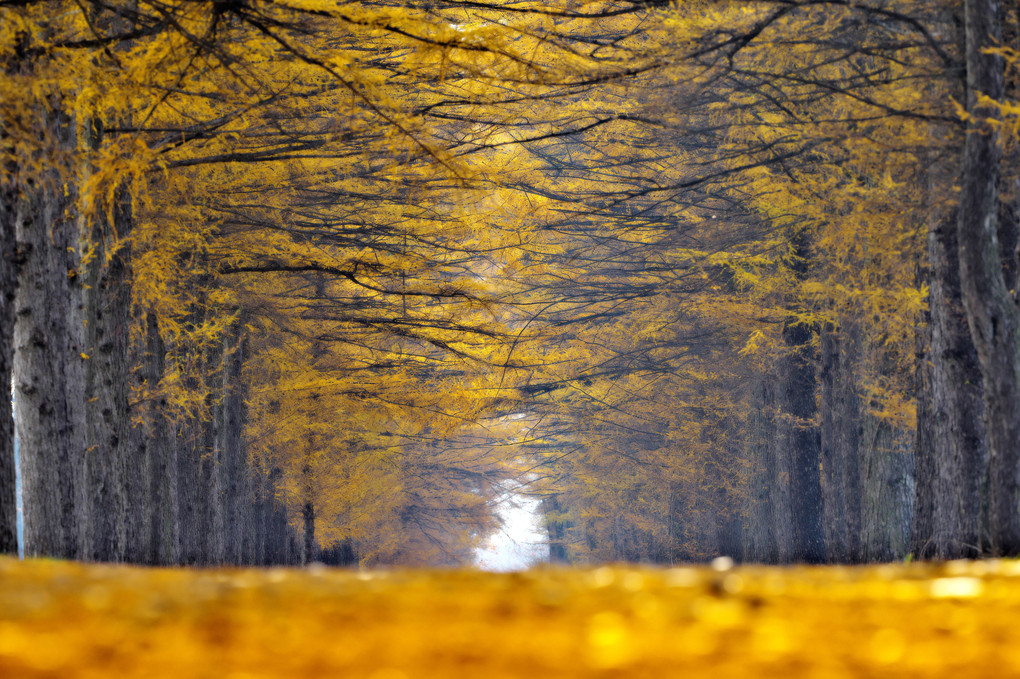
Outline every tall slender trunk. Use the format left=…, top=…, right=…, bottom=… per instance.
left=14, top=114, right=88, bottom=558
left=916, top=211, right=987, bottom=558
left=912, top=312, right=936, bottom=558
left=199, top=411, right=218, bottom=565
left=139, top=313, right=179, bottom=565
left=264, top=466, right=291, bottom=565
left=81, top=176, right=135, bottom=562
left=819, top=324, right=863, bottom=562
left=302, top=498, right=316, bottom=566
left=177, top=418, right=204, bottom=565
left=779, top=316, right=825, bottom=563
left=301, top=440, right=316, bottom=565
left=0, top=175, right=16, bottom=555
left=957, top=0, right=1020, bottom=555
left=216, top=322, right=248, bottom=564
left=743, top=377, right=778, bottom=563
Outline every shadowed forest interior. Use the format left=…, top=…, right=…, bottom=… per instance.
left=2, top=0, right=1019, bottom=569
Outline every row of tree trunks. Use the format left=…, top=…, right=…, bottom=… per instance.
left=742, top=319, right=919, bottom=565
left=10, top=183, right=298, bottom=564
left=739, top=1, right=1020, bottom=564
left=22, top=310, right=297, bottom=566
left=740, top=320, right=827, bottom=563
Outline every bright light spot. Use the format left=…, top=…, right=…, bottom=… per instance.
left=930, top=577, right=983, bottom=599
left=475, top=484, right=548, bottom=571
left=711, top=556, right=734, bottom=571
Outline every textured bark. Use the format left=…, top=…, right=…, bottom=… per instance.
left=819, top=326, right=863, bottom=563
left=215, top=325, right=248, bottom=564
left=264, top=467, right=293, bottom=565
left=715, top=480, right=744, bottom=562
left=208, top=392, right=226, bottom=565
left=302, top=499, right=316, bottom=566
left=743, top=377, right=778, bottom=563
left=177, top=419, right=210, bottom=565
left=912, top=280, right=937, bottom=558
left=82, top=185, right=135, bottom=563
left=139, top=313, right=179, bottom=565
left=0, top=177, right=17, bottom=555
left=915, top=212, right=987, bottom=558
left=861, top=421, right=915, bottom=561
left=13, top=108, right=87, bottom=559
left=778, top=318, right=825, bottom=564
left=199, top=417, right=218, bottom=565
left=956, top=0, right=1020, bottom=555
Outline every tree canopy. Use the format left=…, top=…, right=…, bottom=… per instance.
left=2, top=0, right=1018, bottom=566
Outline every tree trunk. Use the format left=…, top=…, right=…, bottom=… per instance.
left=13, top=104, right=87, bottom=559
left=916, top=211, right=987, bottom=558
left=957, top=0, right=1020, bottom=555
left=302, top=499, right=316, bottom=565
left=779, top=318, right=825, bottom=563
left=137, top=313, right=179, bottom=565
left=912, top=276, right=937, bottom=558
left=0, top=176, right=16, bottom=556
left=177, top=419, right=205, bottom=565
left=743, top=377, right=778, bottom=563
left=861, top=420, right=915, bottom=561
left=216, top=323, right=248, bottom=564
left=819, top=325, right=864, bottom=563
left=81, top=179, right=135, bottom=563
left=265, top=467, right=292, bottom=565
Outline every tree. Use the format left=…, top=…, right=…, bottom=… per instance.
left=955, top=0, right=1020, bottom=556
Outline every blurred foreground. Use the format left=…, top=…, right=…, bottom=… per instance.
left=1, top=557, right=1019, bottom=677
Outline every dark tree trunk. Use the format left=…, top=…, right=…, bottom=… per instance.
left=915, top=211, right=987, bottom=558
left=0, top=176, right=16, bottom=556
left=743, top=377, right=778, bottom=563
left=139, top=313, right=179, bottom=565
left=912, top=269, right=937, bottom=558
left=819, top=325, right=863, bottom=563
left=82, top=182, right=135, bottom=563
left=957, top=0, right=1020, bottom=555
left=199, top=414, right=218, bottom=565
left=216, top=323, right=248, bottom=564
left=302, top=498, right=316, bottom=565
left=715, top=478, right=744, bottom=562
left=13, top=106, right=87, bottom=559
left=177, top=419, right=206, bottom=565
left=860, top=420, right=915, bottom=561
left=779, top=317, right=826, bottom=563
left=264, top=467, right=292, bottom=565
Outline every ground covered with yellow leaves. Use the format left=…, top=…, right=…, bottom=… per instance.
left=2, top=557, right=1020, bottom=678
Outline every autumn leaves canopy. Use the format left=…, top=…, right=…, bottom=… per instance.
left=0, top=0, right=1015, bottom=566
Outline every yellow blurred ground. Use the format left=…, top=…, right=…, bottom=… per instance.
left=1, top=556, right=1019, bottom=678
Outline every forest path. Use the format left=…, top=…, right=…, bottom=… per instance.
left=0, top=557, right=1017, bottom=678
